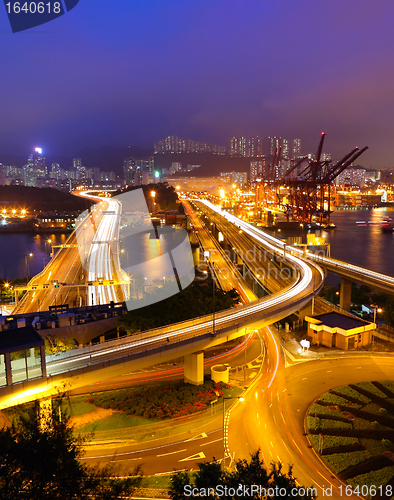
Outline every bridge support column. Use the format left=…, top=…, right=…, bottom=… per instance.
left=184, top=351, right=204, bottom=386
left=298, top=299, right=314, bottom=319
left=340, top=278, right=352, bottom=312
left=4, top=353, right=12, bottom=386
left=253, top=278, right=265, bottom=298
left=192, top=246, right=200, bottom=266
left=40, top=345, right=47, bottom=378
left=37, top=396, right=52, bottom=432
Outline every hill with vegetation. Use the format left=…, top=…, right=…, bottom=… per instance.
left=0, top=186, right=92, bottom=212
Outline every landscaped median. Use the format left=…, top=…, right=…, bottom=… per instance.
left=306, top=380, right=394, bottom=498
left=66, top=380, right=242, bottom=444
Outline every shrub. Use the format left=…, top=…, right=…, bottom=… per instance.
left=85, top=381, right=234, bottom=420
left=382, top=439, right=392, bottom=447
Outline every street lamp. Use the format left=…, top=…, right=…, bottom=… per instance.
left=243, top=328, right=258, bottom=382
left=203, top=263, right=216, bottom=335
left=25, top=252, right=33, bottom=276
left=120, top=248, right=129, bottom=269
left=372, top=306, right=382, bottom=350
left=222, top=395, right=244, bottom=469
left=151, top=191, right=156, bottom=215
left=46, top=239, right=52, bottom=263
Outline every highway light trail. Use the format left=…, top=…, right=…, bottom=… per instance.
left=47, top=200, right=323, bottom=375
left=77, top=191, right=122, bottom=306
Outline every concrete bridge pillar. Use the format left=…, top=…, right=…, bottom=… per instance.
left=192, top=246, right=200, bottom=267
left=4, top=353, right=12, bottom=386
left=340, top=278, right=352, bottom=312
left=37, top=396, right=52, bottom=432
left=298, top=299, right=314, bottom=319
left=222, top=241, right=235, bottom=263
left=253, top=277, right=265, bottom=298
left=189, top=231, right=198, bottom=245
left=184, top=351, right=204, bottom=386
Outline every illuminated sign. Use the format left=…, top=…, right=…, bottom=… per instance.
left=300, top=339, right=310, bottom=349
left=35, top=147, right=43, bottom=154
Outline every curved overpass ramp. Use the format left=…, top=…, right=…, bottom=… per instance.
left=0, top=202, right=324, bottom=409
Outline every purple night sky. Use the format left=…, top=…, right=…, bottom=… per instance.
left=1, top=0, right=394, bottom=167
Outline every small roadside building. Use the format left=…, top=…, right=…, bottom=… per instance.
left=0, top=325, right=46, bottom=387
left=305, top=312, right=375, bottom=350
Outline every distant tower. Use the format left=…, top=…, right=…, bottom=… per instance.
left=248, top=136, right=263, bottom=157
left=73, top=158, right=86, bottom=180
left=282, top=139, right=289, bottom=159
left=268, top=136, right=281, bottom=156
left=229, top=137, right=246, bottom=156
left=250, top=161, right=264, bottom=182
left=292, top=138, right=301, bottom=158
left=25, top=147, right=46, bottom=186
left=123, top=157, right=137, bottom=185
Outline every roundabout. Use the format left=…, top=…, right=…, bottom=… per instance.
left=227, top=327, right=394, bottom=500
left=306, top=381, right=394, bottom=498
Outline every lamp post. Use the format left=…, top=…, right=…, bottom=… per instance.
left=120, top=248, right=129, bottom=271
left=212, top=264, right=216, bottom=335
left=372, top=306, right=382, bottom=350
left=222, top=395, right=244, bottom=469
left=243, top=328, right=258, bottom=382
left=151, top=190, right=156, bottom=215
left=203, top=260, right=216, bottom=335
left=45, top=239, right=52, bottom=265
left=25, top=252, right=33, bottom=276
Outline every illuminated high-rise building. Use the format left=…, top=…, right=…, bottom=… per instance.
left=248, top=136, right=263, bottom=157
left=73, top=158, right=86, bottom=180
left=154, top=135, right=225, bottom=155
left=282, top=139, right=289, bottom=159
left=123, top=157, right=137, bottom=185
left=229, top=137, right=246, bottom=157
left=268, top=136, right=282, bottom=156
left=292, top=138, right=301, bottom=158
left=24, top=148, right=46, bottom=186
left=250, top=161, right=264, bottom=182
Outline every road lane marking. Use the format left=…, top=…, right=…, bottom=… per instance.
left=157, top=448, right=186, bottom=457
left=110, top=457, right=142, bottom=462
left=185, top=432, right=208, bottom=442
left=179, top=452, right=206, bottom=462
left=200, top=438, right=223, bottom=447
left=327, top=370, right=332, bottom=373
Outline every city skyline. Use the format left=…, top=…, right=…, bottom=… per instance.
left=1, top=1, right=394, bottom=168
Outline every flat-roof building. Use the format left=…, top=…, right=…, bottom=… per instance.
left=305, top=312, right=375, bottom=350
left=0, top=325, right=46, bottom=387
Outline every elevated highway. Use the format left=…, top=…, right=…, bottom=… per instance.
left=195, top=199, right=394, bottom=297
left=306, top=250, right=394, bottom=294
left=0, top=200, right=324, bottom=408
left=183, top=200, right=256, bottom=303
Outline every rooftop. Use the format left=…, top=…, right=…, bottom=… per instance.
left=308, top=312, right=371, bottom=331
left=0, top=326, right=44, bottom=354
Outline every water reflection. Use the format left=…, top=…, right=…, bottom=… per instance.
left=0, top=233, right=69, bottom=279
left=325, top=208, right=394, bottom=276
